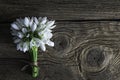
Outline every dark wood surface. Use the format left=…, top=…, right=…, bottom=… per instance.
left=1, top=0, right=120, bottom=22
left=1, top=0, right=120, bottom=80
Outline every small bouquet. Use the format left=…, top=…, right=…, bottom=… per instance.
left=10, top=17, right=56, bottom=77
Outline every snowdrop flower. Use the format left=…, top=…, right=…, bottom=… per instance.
left=11, top=17, right=56, bottom=53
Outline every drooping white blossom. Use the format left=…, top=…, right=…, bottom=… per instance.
left=11, top=17, right=56, bottom=53
left=11, top=23, right=20, bottom=30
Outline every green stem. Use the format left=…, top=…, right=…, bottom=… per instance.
left=30, top=46, right=39, bottom=78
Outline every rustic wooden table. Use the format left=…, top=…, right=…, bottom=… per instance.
left=0, top=0, right=120, bottom=80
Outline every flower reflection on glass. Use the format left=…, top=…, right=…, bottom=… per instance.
left=11, top=17, right=55, bottom=53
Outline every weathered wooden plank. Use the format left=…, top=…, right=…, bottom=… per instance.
left=0, top=63, right=81, bottom=80
left=1, top=21, right=120, bottom=80
left=1, top=0, right=120, bottom=80
left=0, top=64, right=34, bottom=80
left=1, top=21, right=120, bottom=58
left=0, top=21, right=117, bottom=58
left=1, top=0, right=120, bottom=22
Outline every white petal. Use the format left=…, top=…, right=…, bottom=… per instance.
left=37, top=24, right=46, bottom=31
left=30, top=40, right=33, bottom=48
left=23, top=42, right=29, bottom=53
left=24, top=17, right=30, bottom=27
left=16, top=19, right=24, bottom=27
left=46, top=40, right=54, bottom=47
left=11, top=23, right=19, bottom=30
left=33, top=37, right=46, bottom=51
left=33, top=38, right=41, bottom=47
left=48, top=33, right=53, bottom=39
left=41, top=38, right=47, bottom=43
left=39, top=42, right=46, bottom=51
left=31, top=23, right=37, bottom=32
left=22, top=28, right=27, bottom=33
left=17, top=42, right=23, bottom=51
left=46, top=21, right=55, bottom=28
left=14, top=38, right=21, bottom=43
left=38, top=17, right=42, bottom=21
left=29, top=18, right=33, bottom=26
left=30, top=40, right=36, bottom=48
left=17, top=44, right=20, bottom=50
left=43, top=28, right=52, bottom=33
left=17, top=32, right=24, bottom=38
left=38, top=32, right=42, bottom=36
left=38, top=32, right=41, bottom=36
left=33, top=37, right=41, bottom=41
left=41, top=17, right=47, bottom=24
left=50, top=25, right=56, bottom=29
left=44, top=31, right=53, bottom=39
left=34, top=17, right=39, bottom=24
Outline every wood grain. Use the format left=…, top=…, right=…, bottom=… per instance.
left=1, top=21, right=120, bottom=80
left=1, top=0, right=120, bottom=80
left=1, top=0, right=120, bottom=22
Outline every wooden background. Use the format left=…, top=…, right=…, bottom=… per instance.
left=1, top=0, right=120, bottom=80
